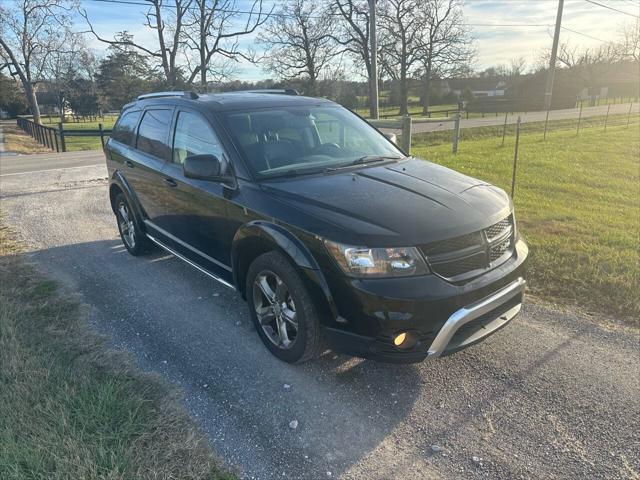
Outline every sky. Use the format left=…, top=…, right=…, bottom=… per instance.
left=73, top=0, right=639, bottom=81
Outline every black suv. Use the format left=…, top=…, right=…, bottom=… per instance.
left=106, top=90, right=528, bottom=364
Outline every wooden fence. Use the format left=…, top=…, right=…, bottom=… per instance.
left=16, top=116, right=112, bottom=152
left=369, top=114, right=460, bottom=154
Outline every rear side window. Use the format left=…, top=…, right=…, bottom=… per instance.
left=111, top=110, right=141, bottom=146
left=136, top=109, right=172, bottom=160
left=172, top=111, right=223, bottom=164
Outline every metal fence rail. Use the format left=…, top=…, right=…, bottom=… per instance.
left=16, top=116, right=112, bottom=152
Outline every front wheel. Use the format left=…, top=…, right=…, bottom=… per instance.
left=114, top=192, right=150, bottom=256
left=246, top=251, right=324, bottom=363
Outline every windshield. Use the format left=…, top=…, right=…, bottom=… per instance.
left=222, top=105, right=404, bottom=179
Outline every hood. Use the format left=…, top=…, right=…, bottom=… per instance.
left=261, top=158, right=512, bottom=246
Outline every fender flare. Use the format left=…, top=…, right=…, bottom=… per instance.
left=109, top=171, right=146, bottom=232
left=232, top=221, right=339, bottom=320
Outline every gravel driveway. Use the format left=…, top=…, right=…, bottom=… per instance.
left=1, top=155, right=638, bottom=479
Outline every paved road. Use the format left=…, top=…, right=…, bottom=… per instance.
left=1, top=154, right=639, bottom=480
left=390, top=102, right=640, bottom=134
left=0, top=150, right=104, bottom=175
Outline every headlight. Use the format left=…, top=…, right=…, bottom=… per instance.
left=324, top=241, right=429, bottom=278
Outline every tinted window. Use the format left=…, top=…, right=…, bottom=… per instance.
left=137, top=109, right=172, bottom=160
left=111, top=110, right=141, bottom=146
left=172, top=111, right=223, bottom=164
left=224, top=105, right=403, bottom=178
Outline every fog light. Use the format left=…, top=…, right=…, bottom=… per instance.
left=393, top=332, right=407, bottom=347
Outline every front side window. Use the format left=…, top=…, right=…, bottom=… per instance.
left=111, top=110, right=141, bottom=146
left=172, top=111, right=223, bottom=164
left=136, top=109, right=172, bottom=160
left=223, top=105, right=403, bottom=179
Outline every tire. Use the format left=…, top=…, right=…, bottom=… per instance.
left=246, top=251, right=324, bottom=363
left=114, top=192, right=151, bottom=256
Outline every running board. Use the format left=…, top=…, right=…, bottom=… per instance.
left=146, top=234, right=236, bottom=290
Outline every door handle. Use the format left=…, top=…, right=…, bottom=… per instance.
left=124, top=160, right=134, bottom=168
left=163, top=177, right=177, bottom=187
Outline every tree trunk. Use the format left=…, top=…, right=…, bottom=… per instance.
left=421, top=61, right=432, bottom=115
left=199, top=0, right=207, bottom=92
left=25, top=83, right=42, bottom=125
left=399, top=71, right=408, bottom=115
left=421, top=75, right=432, bottom=115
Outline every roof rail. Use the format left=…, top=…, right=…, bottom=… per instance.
left=137, top=91, right=199, bottom=101
left=229, top=89, right=299, bottom=96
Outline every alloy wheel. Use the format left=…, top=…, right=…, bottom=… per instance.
left=117, top=202, right=136, bottom=249
left=252, top=270, right=298, bottom=349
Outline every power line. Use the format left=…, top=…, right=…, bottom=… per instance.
left=583, top=0, right=640, bottom=18
left=561, top=26, right=609, bottom=43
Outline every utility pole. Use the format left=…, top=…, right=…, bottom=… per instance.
left=544, top=0, right=564, bottom=111
left=369, top=0, right=379, bottom=119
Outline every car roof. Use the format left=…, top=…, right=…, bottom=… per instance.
left=126, top=91, right=336, bottom=113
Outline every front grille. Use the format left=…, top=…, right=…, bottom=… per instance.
left=420, top=215, right=515, bottom=283
left=421, top=232, right=483, bottom=255
left=490, top=236, right=512, bottom=262
left=430, top=252, right=486, bottom=278
left=485, top=218, right=511, bottom=241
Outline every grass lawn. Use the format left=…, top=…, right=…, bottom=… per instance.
left=411, top=114, right=640, bottom=321
left=0, top=224, right=233, bottom=479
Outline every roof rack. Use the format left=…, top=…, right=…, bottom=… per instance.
left=137, top=91, right=199, bottom=101
left=228, top=89, right=299, bottom=96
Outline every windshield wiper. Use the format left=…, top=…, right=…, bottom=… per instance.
left=269, top=167, right=324, bottom=179
left=324, top=155, right=405, bottom=173
left=352, top=155, right=405, bottom=166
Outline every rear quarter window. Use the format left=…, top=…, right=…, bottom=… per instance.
left=136, top=109, right=173, bottom=160
left=111, top=110, right=141, bottom=146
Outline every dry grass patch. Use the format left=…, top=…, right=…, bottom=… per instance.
left=0, top=122, right=51, bottom=155
left=0, top=222, right=234, bottom=480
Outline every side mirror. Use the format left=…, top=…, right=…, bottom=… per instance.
left=183, top=154, right=222, bottom=181
left=384, top=132, right=397, bottom=145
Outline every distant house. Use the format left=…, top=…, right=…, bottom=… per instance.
left=442, top=78, right=509, bottom=98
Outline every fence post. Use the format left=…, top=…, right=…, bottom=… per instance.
left=48, top=128, right=54, bottom=150
left=401, top=115, right=412, bottom=154
left=628, top=101, right=634, bottom=127
left=543, top=108, right=550, bottom=140
left=576, top=102, right=583, bottom=136
left=53, top=129, right=60, bottom=152
left=604, top=104, right=611, bottom=132
left=501, top=112, right=508, bottom=147
left=58, top=122, right=66, bottom=152
left=452, top=112, right=461, bottom=154
left=511, top=117, right=521, bottom=199
left=99, top=123, right=105, bottom=150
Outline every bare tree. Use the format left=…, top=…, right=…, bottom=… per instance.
left=555, top=42, right=619, bottom=105
left=258, top=0, right=338, bottom=94
left=183, top=0, right=270, bottom=90
left=378, top=0, right=424, bottom=115
left=418, top=0, right=474, bottom=114
left=0, top=0, right=73, bottom=124
left=82, top=0, right=193, bottom=88
left=508, top=57, right=527, bottom=77
left=616, top=19, right=640, bottom=62
left=41, top=33, right=94, bottom=121
left=331, top=0, right=376, bottom=115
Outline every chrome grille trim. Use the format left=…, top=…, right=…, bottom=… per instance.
left=420, top=215, right=515, bottom=282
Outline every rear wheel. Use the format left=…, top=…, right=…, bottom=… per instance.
left=246, top=251, right=324, bottom=363
left=114, top=192, right=150, bottom=256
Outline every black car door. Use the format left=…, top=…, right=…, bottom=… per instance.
left=120, top=108, right=173, bottom=223
left=153, top=108, right=233, bottom=282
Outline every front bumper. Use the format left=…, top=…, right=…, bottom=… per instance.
left=323, top=238, right=528, bottom=363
